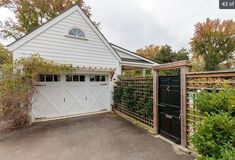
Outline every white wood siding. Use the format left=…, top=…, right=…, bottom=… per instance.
left=13, top=11, right=120, bottom=74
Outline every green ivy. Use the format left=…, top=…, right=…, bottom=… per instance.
left=123, top=84, right=138, bottom=112
left=113, top=78, right=153, bottom=119
left=113, top=82, right=123, bottom=105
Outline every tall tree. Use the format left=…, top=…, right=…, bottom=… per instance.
left=153, top=45, right=176, bottom=64
left=0, top=0, right=96, bottom=40
left=190, top=18, right=235, bottom=71
left=175, top=48, right=189, bottom=61
left=136, top=44, right=160, bottom=60
left=136, top=44, right=189, bottom=63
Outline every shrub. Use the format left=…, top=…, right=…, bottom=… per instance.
left=191, top=113, right=235, bottom=160
left=0, top=76, right=34, bottom=128
left=195, top=89, right=235, bottom=115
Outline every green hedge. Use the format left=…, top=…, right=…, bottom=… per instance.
left=191, top=89, right=235, bottom=160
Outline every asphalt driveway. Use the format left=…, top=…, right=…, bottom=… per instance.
left=0, top=113, right=194, bottom=160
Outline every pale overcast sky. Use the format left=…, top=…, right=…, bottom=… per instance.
left=0, top=0, right=234, bottom=51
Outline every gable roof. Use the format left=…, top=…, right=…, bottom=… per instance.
left=7, top=5, right=121, bottom=61
left=110, top=43, right=156, bottom=66
left=7, top=4, right=155, bottom=67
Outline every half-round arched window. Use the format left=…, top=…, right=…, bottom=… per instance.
left=68, top=28, right=85, bottom=38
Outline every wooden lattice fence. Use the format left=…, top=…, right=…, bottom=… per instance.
left=113, top=76, right=154, bottom=131
left=113, top=69, right=235, bottom=149
left=186, top=70, right=235, bottom=148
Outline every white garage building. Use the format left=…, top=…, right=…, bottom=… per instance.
left=7, top=5, right=155, bottom=121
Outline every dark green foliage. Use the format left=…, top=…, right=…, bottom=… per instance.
left=113, top=78, right=153, bottom=119
left=138, top=84, right=153, bottom=118
left=191, top=113, right=235, bottom=160
left=153, top=45, right=189, bottom=64
left=195, top=89, right=235, bottom=115
left=154, top=45, right=175, bottom=64
left=175, top=48, right=190, bottom=61
left=123, top=84, right=138, bottom=112
left=113, top=82, right=123, bottom=105
left=191, top=89, right=235, bottom=160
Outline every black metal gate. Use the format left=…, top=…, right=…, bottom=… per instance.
left=158, top=76, right=181, bottom=144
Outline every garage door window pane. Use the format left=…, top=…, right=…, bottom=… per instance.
left=39, top=74, right=45, bottom=82
left=95, top=76, right=100, bottom=82
left=73, top=75, right=79, bottom=82
left=66, top=75, right=72, bottom=82
left=46, top=75, right=53, bottom=82
left=67, top=75, right=85, bottom=82
left=101, top=76, right=106, bottom=82
left=80, top=75, right=85, bottom=82
left=90, top=75, right=95, bottom=82
left=54, top=75, right=60, bottom=82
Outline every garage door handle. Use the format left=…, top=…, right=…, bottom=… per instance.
left=64, top=98, right=65, bottom=102
left=35, top=84, right=46, bottom=86
left=85, top=97, right=88, bottom=100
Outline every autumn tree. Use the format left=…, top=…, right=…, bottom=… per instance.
left=136, top=44, right=189, bottom=64
left=136, top=44, right=160, bottom=60
left=191, top=54, right=205, bottom=72
left=0, top=43, right=12, bottom=65
left=0, top=0, right=96, bottom=40
left=191, top=18, right=235, bottom=71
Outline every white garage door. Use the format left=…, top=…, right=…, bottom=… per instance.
left=32, top=74, right=110, bottom=119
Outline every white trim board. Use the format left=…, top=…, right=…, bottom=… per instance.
left=121, top=62, right=154, bottom=68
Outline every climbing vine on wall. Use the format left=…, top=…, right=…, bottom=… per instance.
left=0, top=54, right=75, bottom=129
left=113, top=76, right=153, bottom=119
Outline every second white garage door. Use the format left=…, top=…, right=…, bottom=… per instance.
left=32, top=74, right=110, bottom=119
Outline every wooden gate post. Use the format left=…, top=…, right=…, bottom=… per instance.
left=153, top=70, right=159, bottom=134
left=180, top=66, right=189, bottom=147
